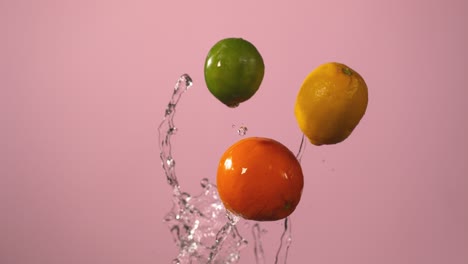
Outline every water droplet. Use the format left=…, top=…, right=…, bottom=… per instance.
left=165, top=103, right=175, bottom=115
left=200, top=178, right=209, bottom=188
left=170, top=226, right=180, bottom=238
left=237, top=126, right=248, bottom=136
left=228, top=102, right=239, bottom=108
left=239, top=238, right=248, bottom=247
left=181, top=73, right=193, bottom=88
left=180, top=192, right=191, bottom=202
left=166, top=177, right=176, bottom=186
left=163, top=213, right=174, bottom=222
left=227, top=252, right=241, bottom=262
left=166, top=157, right=175, bottom=168
left=169, top=126, right=177, bottom=135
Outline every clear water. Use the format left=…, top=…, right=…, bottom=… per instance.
left=158, top=74, right=305, bottom=263
left=237, top=126, right=248, bottom=136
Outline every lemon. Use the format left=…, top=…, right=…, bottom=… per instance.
left=294, top=62, right=368, bottom=145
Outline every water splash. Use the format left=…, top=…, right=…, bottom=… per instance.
left=158, top=73, right=192, bottom=194
left=158, top=74, right=306, bottom=263
left=158, top=74, right=247, bottom=263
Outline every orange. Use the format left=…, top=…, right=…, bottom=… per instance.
left=295, top=62, right=368, bottom=145
left=216, top=137, right=304, bottom=221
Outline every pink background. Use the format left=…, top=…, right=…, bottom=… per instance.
left=1, top=0, right=467, bottom=263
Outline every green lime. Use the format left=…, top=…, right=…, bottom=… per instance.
left=204, top=38, right=265, bottom=107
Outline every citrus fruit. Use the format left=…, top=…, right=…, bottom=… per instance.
left=204, top=38, right=265, bottom=107
left=216, top=137, right=304, bottom=221
left=294, top=62, right=368, bottom=146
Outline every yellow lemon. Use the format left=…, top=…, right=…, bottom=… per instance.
left=294, top=62, right=368, bottom=146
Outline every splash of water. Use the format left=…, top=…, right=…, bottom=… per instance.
left=158, top=74, right=306, bottom=263
left=158, top=74, right=247, bottom=263
left=158, top=73, right=192, bottom=194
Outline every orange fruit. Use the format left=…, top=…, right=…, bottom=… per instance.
left=216, top=137, right=304, bottom=221
left=295, top=62, right=368, bottom=145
